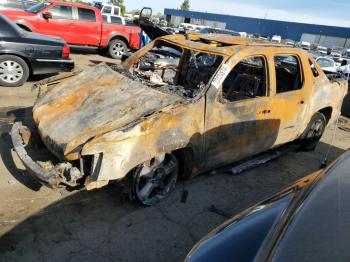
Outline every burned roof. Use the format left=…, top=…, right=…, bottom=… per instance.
left=156, top=33, right=299, bottom=56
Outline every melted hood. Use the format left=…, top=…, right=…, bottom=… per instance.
left=33, top=64, right=182, bottom=159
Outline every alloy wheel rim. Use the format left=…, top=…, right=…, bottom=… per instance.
left=307, top=119, right=324, bottom=142
left=135, top=155, right=178, bottom=205
left=112, top=43, right=125, bottom=57
left=0, top=60, right=24, bottom=83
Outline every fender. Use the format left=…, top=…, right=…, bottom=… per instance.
left=0, top=49, right=28, bottom=58
left=81, top=102, right=205, bottom=187
left=104, top=32, right=130, bottom=47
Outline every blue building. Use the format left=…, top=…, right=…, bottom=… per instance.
left=164, top=9, right=350, bottom=48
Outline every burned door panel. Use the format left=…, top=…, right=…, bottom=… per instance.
left=204, top=55, right=280, bottom=169
left=268, top=54, right=310, bottom=145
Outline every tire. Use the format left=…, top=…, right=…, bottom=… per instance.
left=300, top=112, right=327, bottom=151
left=0, top=55, right=29, bottom=87
left=130, top=154, right=179, bottom=206
left=108, top=39, right=128, bottom=59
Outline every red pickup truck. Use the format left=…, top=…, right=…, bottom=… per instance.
left=0, top=1, right=141, bottom=58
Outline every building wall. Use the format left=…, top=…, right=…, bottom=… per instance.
left=164, top=9, right=350, bottom=46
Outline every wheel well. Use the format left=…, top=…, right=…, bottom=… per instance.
left=16, top=24, right=31, bottom=32
left=0, top=53, right=32, bottom=74
left=318, top=107, right=333, bottom=124
left=172, top=147, right=194, bottom=179
left=108, top=36, right=129, bottom=48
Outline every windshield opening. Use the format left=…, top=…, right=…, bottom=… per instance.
left=25, top=2, right=51, bottom=13
left=129, top=40, right=223, bottom=98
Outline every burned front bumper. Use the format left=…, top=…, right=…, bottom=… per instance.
left=11, top=122, right=83, bottom=188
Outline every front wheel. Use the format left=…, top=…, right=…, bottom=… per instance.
left=108, top=39, right=127, bottom=59
left=0, top=55, right=29, bottom=87
left=131, top=154, right=179, bottom=206
left=300, top=112, right=327, bottom=151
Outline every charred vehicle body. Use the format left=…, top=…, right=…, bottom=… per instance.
left=11, top=33, right=347, bottom=205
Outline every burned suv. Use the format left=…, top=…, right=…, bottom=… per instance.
left=11, top=33, right=347, bottom=205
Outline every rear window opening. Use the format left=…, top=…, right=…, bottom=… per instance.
left=222, top=56, right=267, bottom=102
left=274, top=55, right=303, bottom=93
left=130, top=41, right=223, bottom=98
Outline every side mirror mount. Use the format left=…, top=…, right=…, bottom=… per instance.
left=42, top=12, right=52, bottom=19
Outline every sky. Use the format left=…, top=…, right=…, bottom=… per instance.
left=123, top=0, right=350, bottom=27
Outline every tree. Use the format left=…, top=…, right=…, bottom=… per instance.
left=180, top=0, right=190, bottom=11
left=112, top=0, right=125, bottom=15
left=131, top=9, right=141, bottom=15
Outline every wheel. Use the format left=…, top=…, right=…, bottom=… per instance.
left=300, top=112, right=327, bottom=151
left=108, top=39, right=127, bottom=59
left=131, top=154, right=179, bottom=206
left=0, top=55, right=29, bottom=87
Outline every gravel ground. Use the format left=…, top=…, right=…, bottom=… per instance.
left=0, top=49, right=349, bottom=262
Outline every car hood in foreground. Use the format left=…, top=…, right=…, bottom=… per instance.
left=186, top=149, right=350, bottom=262
left=33, top=64, right=182, bottom=159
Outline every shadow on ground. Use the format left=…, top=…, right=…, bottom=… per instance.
left=0, top=139, right=345, bottom=262
left=70, top=46, right=99, bottom=55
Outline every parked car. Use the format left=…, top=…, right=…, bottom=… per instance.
left=317, top=45, right=327, bottom=55
left=185, top=149, right=350, bottom=262
left=101, top=3, right=120, bottom=16
left=0, top=15, right=73, bottom=87
left=282, top=39, right=295, bottom=47
left=0, top=1, right=141, bottom=59
left=11, top=32, right=347, bottom=205
left=123, top=13, right=133, bottom=21
left=338, top=58, right=350, bottom=75
left=300, top=41, right=311, bottom=50
left=271, top=35, right=281, bottom=43
left=200, top=27, right=241, bottom=37
left=316, top=56, right=339, bottom=72
left=331, top=46, right=343, bottom=62
left=102, top=14, right=125, bottom=25
left=0, top=0, right=37, bottom=10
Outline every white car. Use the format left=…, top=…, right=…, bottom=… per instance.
left=271, top=35, right=281, bottom=43
left=300, top=41, right=311, bottom=50
left=316, top=57, right=338, bottom=73
left=101, top=4, right=121, bottom=16
left=102, top=14, right=125, bottom=25
left=317, top=46, right=327, bottom=55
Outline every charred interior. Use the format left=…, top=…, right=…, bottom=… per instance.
left=128, top=40, right=223, bottom=98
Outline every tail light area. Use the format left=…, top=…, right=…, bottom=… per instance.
left=62, top=43, right=70, bottom=59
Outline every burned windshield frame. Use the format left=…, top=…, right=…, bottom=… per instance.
left=133, top=40, right=224, bottom=98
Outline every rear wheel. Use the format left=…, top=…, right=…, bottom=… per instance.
left=131, top=154, right=179, bottom=206
left=108, top=39, right=127, bottom=59
left=300, top=112, right=327, bottom=151
left=0, top=55, right=29, bottom=87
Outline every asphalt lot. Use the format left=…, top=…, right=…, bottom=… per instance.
left=0, top=48, right=350, bottom=262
